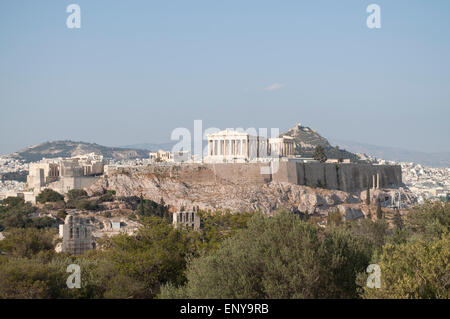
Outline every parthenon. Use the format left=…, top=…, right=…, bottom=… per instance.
left=206, top=130, right=294, bottom=163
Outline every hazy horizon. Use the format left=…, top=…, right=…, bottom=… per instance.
left=1, top=1, right=449, bottom=155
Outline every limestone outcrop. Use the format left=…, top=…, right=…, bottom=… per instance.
left=87, top=169, right=360, bottom=215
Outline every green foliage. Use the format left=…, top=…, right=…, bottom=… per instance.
left=0, top=197, right=48, bottom=231
left=66, top=199, right=100, bottom=211
left=164, top=212, right=372, bottom=298
left=67, top=189, right=88, bottom=201
left=37, top=189, right=64, bottom=204
left=313, top=145, right=327, bottom=163
left=98, top=217, right=195, bottom=298
left=361, top=232, right=449, bottom=299
left=345, top=218, right=389, bottom=250
left=393, top=209, right=403, bottom=230
left=316, top=179, right=327, bottom=188
left=2, top=196, right=25, bottom=207
left=327, top=210, right=342, bottom=227
left=100, top=190, right=116, bottom=202
left=56, top=210, right=67, bottom=221
left=405, top=201, right=450, bottom=241
left=0, top=258, right=66, bottom=298
left=136, top=196, right=169, bottom=220
left=0, top=228, right=57, bottom=258
left=31, top=216, right=55, bottom=229
left=195, top=210, right=254, bottom=253
left=0, top=201, right=446, bottom=299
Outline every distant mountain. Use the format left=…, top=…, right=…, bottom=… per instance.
left=9, top=140, right=149, bottom=163
left=122, top=142, right=175, bottom=152
left=328, top=138, right=450, bottom=167
left=281, top=124, right=359, bottom=160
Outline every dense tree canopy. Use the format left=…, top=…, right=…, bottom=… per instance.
left=0, top=197, right=52, bottom=231
left=0, top=200, right=448, bottom=299
left=160, top=212, right=373, bottom=298
left=361, top=233, right=449, bottom=299
left=36, top=189, right=64, bottom=204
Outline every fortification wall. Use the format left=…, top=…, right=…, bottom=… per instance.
left=45, top=176, right=100, bottom=194
left=106, top=162, right=402, bottom=192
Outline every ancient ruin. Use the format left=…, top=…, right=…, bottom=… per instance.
left=60, top=214, right=96, bottom=256
left=26, top=153, right=104, bottom=202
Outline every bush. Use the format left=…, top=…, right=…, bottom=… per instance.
left=345, top=219, right=389, bottom=250
left=0, top=197, right=37, bottom=231
left=67, top=189, right=88, bottom=201
left=2, top=196, right=25, bottom=207
left=37, top=189, right=64, bottom=204
left=0, top=258, right=66, bottom=298
left=66, top=199, right=100, bottom=211
left=0, top=228, right=57, bottom=258
left=56, top=210, right=67, bottom=220
left=405, top=201, right=450, bottom=241
left=100, top=190, right=116, bottom=202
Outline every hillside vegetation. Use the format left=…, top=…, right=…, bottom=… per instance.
left=282, top=124, right=359, bottom=160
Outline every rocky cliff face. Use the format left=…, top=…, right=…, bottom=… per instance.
left=87, top=168, right=366, bottom=216
left=87, top=163, right=416, bottom=218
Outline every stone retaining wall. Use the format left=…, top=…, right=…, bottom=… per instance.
left=106, top=162, right=402, bottom=192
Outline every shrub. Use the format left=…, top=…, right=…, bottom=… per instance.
left=100, top=190, right=116, bottom=202
left=37, top=189, right=64, bottom=204
left=66, top=199, right=100, bottom=211
left=67, top=189, right=88, bottom=201
left=0, top=228, right=57, bottom=258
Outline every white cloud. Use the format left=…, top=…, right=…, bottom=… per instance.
left=264, top=83, right=285, bottom=91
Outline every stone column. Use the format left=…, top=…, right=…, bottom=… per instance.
left=372, top=175, right=376, bottom=190
left=377, top=173, right=380, bottom=189
left=223, top=139, right=226, bottom=158
left=246, top=138, right=249, bottom=159
left=226, top=139, right=229, bottom=157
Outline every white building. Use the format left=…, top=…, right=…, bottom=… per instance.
left=205, top=130, right=294, bottom=163
left=149, top=150, right=173, bottom=162
left=26, top=153, right=105, bottom=198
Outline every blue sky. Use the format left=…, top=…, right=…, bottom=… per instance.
left=0, top=0, right=449, bottom=154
